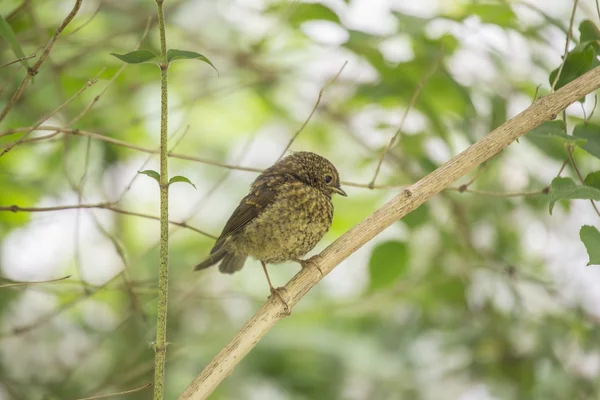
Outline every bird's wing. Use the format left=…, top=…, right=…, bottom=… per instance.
left=211, top=184, right=278, bottom=253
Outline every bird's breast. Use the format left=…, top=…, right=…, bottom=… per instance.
left=234, top=182, right=334, bottom=263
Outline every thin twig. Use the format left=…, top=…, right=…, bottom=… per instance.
left=277, top=61, right=347, bottom=160
left=369, top=49, right=442, bottom=187
left=447, top=187, right=548, bottom=197
left=0, top=0, right=83, bottom=123
left=72, top=382, right=152, bottom=400
left=567, top=146, right=600, bottom=216
left=67, top=0, right=104, bottom=37
left=68, top=18, right=152, bottom=126
left=341, top=181, right=404, bottom=190
left=0, top=275, right=71, bottom=288
left=0, top=125, right=558, bottom=197
left=586, top=95, right=598, bottom=123
left=0, top=69, right=105, bottom=158
left=107, top=206, right=216, bottom=238
left=179, top=65, right=600, bottom=400
left=0, top=203, right=216, bottom=238
left=551, top=0, right=579, bottom=91
left=0, top=126, right=264, bottom=172
left=62, top=17, right=152, bottom=305
left=0, top=53, right=37, bottom=69
left=556, top=158, right=569, bottom=177
left=461, top=162, right=489, bottom=189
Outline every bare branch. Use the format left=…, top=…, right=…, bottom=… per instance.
left=0, top=203, right=216, bottom=238
left=0, top=0, right=83, bottom=123
left=179, top=65, right=600, bottom=400
left=278, top=61, right=347, bottom=160
left=0, top=69, right=104, bottom=158
left=550, top=0, right=579, bottom=91
left=369, top=49, right=442, bottom=187
left=0, top=53, right=37, bottom=69
left=0, top=275, right=71, bottom=288
left=446, top=187, right=548, bottom=197
left=72, top=382, right=152, bottom=400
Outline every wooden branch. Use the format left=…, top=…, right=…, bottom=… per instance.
left=180, top=65, right=600, bottom=399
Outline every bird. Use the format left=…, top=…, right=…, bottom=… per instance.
left=193, top=151, right=346, bottom=309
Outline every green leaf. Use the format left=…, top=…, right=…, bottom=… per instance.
left=402, top=203, right=429, bottom=229
left=585, top=171, right=600, bottom=190
left=489, top=95, right=507, bottom=131
left=526, top=120, right=582, bottom=142
left=111, top=50, right=158, bottom=64
left=573, top=123, right=600, bottom=159
left=166, top=49, right=218, bottom=74
left=549, top=43, right=599, bottom=91
left=168, top=175, right=196, bottom=189
left=580, top=225, right=600, bottom=266
left=549, top=177, right=600, bottom=214
left=138, top=170, right=160, bottom=184
left=287, top=3, right=341, bottom=26
left=0, top=16, right=30, bottom=69
left=464, top=4, right=517, bottom=26
left=368, top=241, right=408, bottom=291
left=525, top=121, right=585, bottom=160
left=579, top=20, right=600, bottom=44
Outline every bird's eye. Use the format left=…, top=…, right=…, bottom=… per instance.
left=324, top=174, right=333, bottom=184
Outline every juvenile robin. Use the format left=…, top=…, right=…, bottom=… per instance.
left=194, top=151, right=346, bottom=309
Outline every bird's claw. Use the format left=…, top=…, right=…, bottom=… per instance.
left=270, top=286, right=291, bottom=316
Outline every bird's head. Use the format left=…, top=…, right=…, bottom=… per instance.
left=277, top=151, right=347, bottom=197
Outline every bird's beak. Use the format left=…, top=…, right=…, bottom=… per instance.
left=333, top=186, right=347, bottom=197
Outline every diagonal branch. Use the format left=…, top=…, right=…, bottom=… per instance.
left=369, top=49, right=442, bottom=188
left=277, top=61, right=347, bottom=160
left=0, top=0, right=83, bottom=123
left=179, top=65, right=600, bottom=400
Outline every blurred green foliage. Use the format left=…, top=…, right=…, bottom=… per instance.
left=1, top=1, right=600, bottom=399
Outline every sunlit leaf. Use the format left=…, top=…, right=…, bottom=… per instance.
left=286, top=3, right=341, bottom=26
left=580, top=225, right=600, bottom=266
left=168, top=175, right=196, bottom=189
left=138, top=169, right=160, bottom=184
left=111, top=50, right=158, bottom=64
left=579, top=20, right=600, bottom=44
left=549, top=43, right=599, bottom=92
left=585, top=171, right=600, bottom=190
left=549, top=177, right=600, bottom=214
left=573, top=123, right=600, bottom=159
left=166, top=49, right=218, bottom=74
left=463, top=4, right=517, bottom=26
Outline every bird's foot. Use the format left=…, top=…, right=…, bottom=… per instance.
left=260, top=261, right=291, bottom=315
left=269, top=286, right=291, bottom=316
left=294, top=256, right=324, bottom=277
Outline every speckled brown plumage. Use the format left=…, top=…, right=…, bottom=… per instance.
left=193, top=151, right=346, bottom=277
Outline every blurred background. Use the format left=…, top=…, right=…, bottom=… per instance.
left=1, top=0, right=600, bottom=399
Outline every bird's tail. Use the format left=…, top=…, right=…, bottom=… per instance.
left=218, top=252, right=247, bottom=274
left=193, top=246, right=247, bottom=274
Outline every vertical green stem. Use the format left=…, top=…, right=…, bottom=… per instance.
left=154, top=0, right=169, bottom=399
